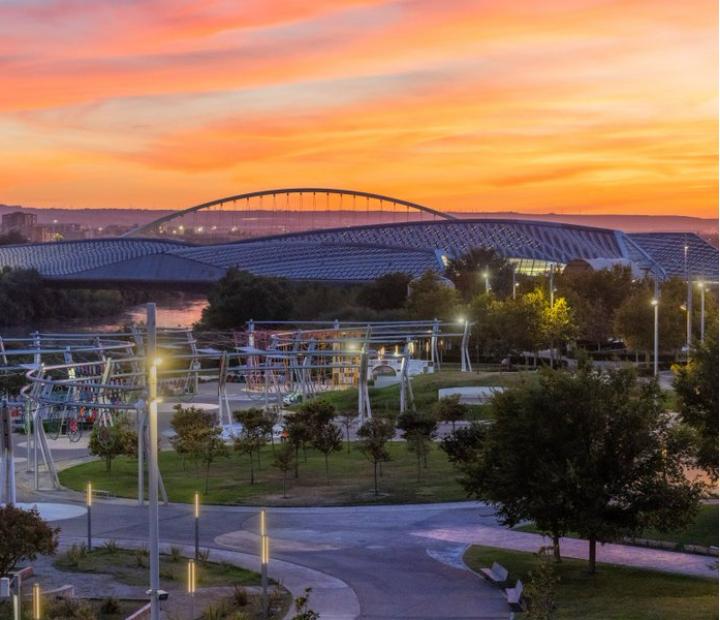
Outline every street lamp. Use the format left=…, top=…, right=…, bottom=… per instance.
left=651, top=298, right=659, bottom=377
left=697, top=281, right=706, bottom=343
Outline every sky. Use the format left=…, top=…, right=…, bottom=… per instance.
left=0, top=0, right=717, bottom=216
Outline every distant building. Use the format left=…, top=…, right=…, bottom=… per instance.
left=1, top=211, right=37, bottom=240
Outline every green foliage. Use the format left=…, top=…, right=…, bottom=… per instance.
left=405, top=270, right=461, bottom=320
left=357, top=417, right=395, bottom=496
left=525, top=547, right=559, bottom=620
left=0, top=372, right=26, bottom=397
left=171, top=405, right=228, bottom=492
left=291, top=588, right=320, bottom=620
left=99, top=597, right=120, bottom=615
left=464, top=545, right=717, bottom=620
left=200, top=267, right=293, bottom=329
left=445, top=247, right=515, bottom=300
left=446, top=368, right=702, bottom=572
left=556, top=265, right=634, bottom=345
left=233, top=408, right=269, bottom=485
left=0, top=504, right=59, bottom=577
left=357, top=272, right=412, bottom=310
left=88, top=417, right=137, bottom=473
left=0, top=230, right=28, bottom=245
left=397, top=410, right=438, bottom=481
left=673, top=327, right=719, bottom=478
left=432, top=394, right=469, bottom=431
left=271, top=442, right=295, bottom=498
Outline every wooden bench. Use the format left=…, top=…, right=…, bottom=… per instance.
left=481, top=561, right=509, bottom=585
left=505, top=580, right=524, bottom=611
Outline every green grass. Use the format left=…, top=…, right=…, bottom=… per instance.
left=54, top=546, right=261, bottom=587
left=464, top=545, right=718, bottom=619
left=297, top=370, right=534, bottom=419
left=59, top=441, right=468, bottom=506
left=516, top=504, right=718, bottom=550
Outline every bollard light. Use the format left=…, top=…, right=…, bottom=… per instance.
left=260, top=509, right=269, bottom=618
left=187, top=559, right=196, bottom=594
left=32, top=584, right=40, bottom=620
left=193, top=492, right=200, bottom=560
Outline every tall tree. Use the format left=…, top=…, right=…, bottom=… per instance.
left=445, top=247, right=514, bottom=300
left=357, top=417, right=395, bottom=496
left=272, top=442, right=295, bottom=499
left=541, top=297, right=576, bottom=366
left=405, top=270, right=461, bottom=320
left=88, top=417, right=137, bottom=473
left=397, top=411, right=438, bottom=481
left=673, top=327, right=719, bottom=479
left=233, top=408, right=268, bottom=485
left=432, top=395, right=468, bottom=432
left=199, top=268, right=293, bottom=329
left=444, top=368, right=701, bottom=571
left=357, top=272, right=412, bottom=311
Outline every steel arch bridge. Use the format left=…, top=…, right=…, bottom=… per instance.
left=124, top=187, right=456, bottom=243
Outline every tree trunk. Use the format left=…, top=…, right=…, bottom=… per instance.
left=373, top=461, right=379, bottom=496
left=204, top=462, right=210, bottom=494
left=552, top=533, right=561, bottom=563
left=324, top=454, right=329, bottom=484
left=416, top=452, right=422, bottom=482
left=294, top=445, right=300, bottom=479
left=282, top=472, right=287, bottom=499
left=249, top=455, right=255, bottom=485
left=346, top=426, right=351, bottom=453
left=106, top=456, right=112, bottom=472
left=588, top=536, right=597, bottom=574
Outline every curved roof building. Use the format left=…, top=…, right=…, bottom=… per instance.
left=0, top=189, right=716, bottom=285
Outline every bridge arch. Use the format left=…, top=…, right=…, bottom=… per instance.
left=124, top=187, right=456, bottom=240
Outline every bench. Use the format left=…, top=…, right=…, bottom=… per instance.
left=505, top=580, right=524, bottom=611
left=481, top=562, right=509, bottom=585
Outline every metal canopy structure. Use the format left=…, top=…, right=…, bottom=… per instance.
left=0, top=318, right=472, bottom=502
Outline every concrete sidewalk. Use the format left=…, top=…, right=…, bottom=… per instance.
left=411, top=525, right=718, bottom=579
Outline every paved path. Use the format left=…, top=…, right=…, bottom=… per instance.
left=415, top=525, right=718, bottom=579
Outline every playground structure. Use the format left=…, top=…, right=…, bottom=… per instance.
left=0, top=315, right=472, bottom=500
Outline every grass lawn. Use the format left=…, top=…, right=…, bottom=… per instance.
left=464, top=545, right=718, bottom=619
left=54, top=545, right=262, bottom=587
left=297, top=370, right=534, bottom=419
left=516, top=504, right=718, bottom=550
left=59, top=441, right=468, bottom=506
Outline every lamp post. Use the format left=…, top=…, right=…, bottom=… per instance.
left=194, top=492, right=200, bottom=561
left=482, top=270, right=490, bottom=294
left=651, top=297, right=659, bottom=377
left=698, top=281, right=705, bottom=343
left=86, top=481, right=92, bottom=550
left=147, top=304, right=161, bottom=620
left=260, top=509, right=269, bottom=619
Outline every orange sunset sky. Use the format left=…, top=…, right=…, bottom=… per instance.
left=0, top=0, right=717, bottom=216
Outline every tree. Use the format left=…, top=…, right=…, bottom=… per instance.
left=541, top=297, right=576, bottom=366
left=272, top=442, right=295, bottom=499
left=233, top=408, right=268, bottom=485
left=312, top=423, right=343, bottom=483
left=396, top=411, right=437, bottom=481
left=673, top=327, right=719, bottom=478
left=170, top=405, right=227, bottom=492
left=0, top=505, right=59, bottom=577
left=432, top=395, right=468, bottom=432
left=405, top=270, right=460, bottom=321
left=357, top=272, right=412, bottom=311
left=0, top=230, right=28, bottom=246
left=557, top=265, right=634, bottom=346
left=88, top=418, right=137, bottom=472
left=614, top=278, right=686, bottom=360
left=357, top=417, right=395, bottom=496
left=338, top=410, right=356, bottom=453
left=445, top=367, right=702, bottom=572
left=285, top=414, right=311, bottom=479
left=199, top=268, right=292, bottom=329
left=445, top=247, right=515, bottom=301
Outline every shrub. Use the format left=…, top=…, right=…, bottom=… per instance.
left=99, top=597, right=120, bottom=615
